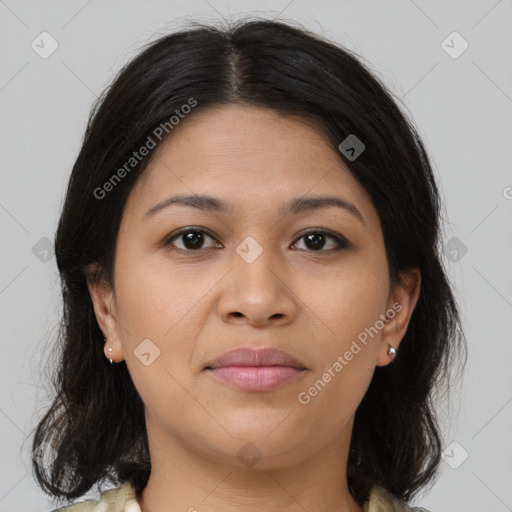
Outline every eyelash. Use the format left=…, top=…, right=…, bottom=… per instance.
left=163, top=227, right=350, bottom=254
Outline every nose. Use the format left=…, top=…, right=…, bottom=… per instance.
left=216, top=245, right=298, bottom=328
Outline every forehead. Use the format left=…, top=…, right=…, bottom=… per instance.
left=126, top=104, right=376, bottom=224
left=147, top=104, right=337, bottom=170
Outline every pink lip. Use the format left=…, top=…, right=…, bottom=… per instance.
left=208, top=366, right=305, bottom=391
left=204, top=347, right=307, bottom=392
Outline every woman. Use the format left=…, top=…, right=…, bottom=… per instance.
left=32, top=18, right=466, bottom=512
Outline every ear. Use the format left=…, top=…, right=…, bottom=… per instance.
left=85, top=264, right=125, bottom=363
left=376, top=267, right=421, bottom=367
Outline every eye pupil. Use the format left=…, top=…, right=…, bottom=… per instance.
left=183, top=231, right=204, bottom=250
left=305, top=233, right=325, bottom=250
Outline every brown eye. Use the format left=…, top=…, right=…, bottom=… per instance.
left=165, top=228, right=220, bottom=251
left=291, top=230, right=349, bottom=252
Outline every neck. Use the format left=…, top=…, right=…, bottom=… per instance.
left=137, top=415, right=363, bottom=512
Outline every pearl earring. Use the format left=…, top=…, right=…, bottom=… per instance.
left=388, top=343, right=397, bottom=361
left=104, top=338, right=113, bottom=364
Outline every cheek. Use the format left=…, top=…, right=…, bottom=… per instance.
left=114, top=241, right=211, bottom=338
left=112, top=245, right=226, bottom=394
left=295, top=355, right=374, bottom=448
left=294, top=274, right=383, bottom=433
left=112, top=255, right=206, bottom=425
left=306, top=253, right=389, bottom=350
left=112, top=246, right=194, bottom=368
left=294, top=252, right=388, bottom=412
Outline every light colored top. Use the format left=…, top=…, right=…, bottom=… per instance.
left=50, top=481, right=432, bottom=512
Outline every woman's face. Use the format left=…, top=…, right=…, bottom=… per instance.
left=89, top=104, right=419, bottom=470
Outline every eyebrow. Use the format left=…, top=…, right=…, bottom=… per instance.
left=144, top=194, right=365, bottom=225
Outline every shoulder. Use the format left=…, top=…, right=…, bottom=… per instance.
left=49, top=482, right=140, bottom=512
left=365, top=486, right=433, bottom=512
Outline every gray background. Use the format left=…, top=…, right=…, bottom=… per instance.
left=1, top=1, right=511, bottom=511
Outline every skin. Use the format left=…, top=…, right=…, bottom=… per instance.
left=88, top=104, right=421, bottom=512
